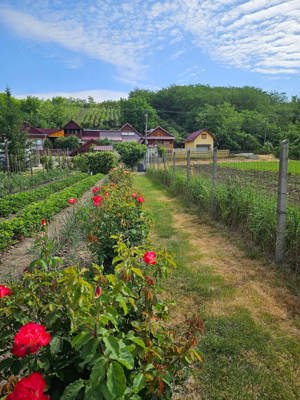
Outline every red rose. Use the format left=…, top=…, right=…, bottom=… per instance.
left=92, top=195, right=103, bottom=207
left=143, top=251, right=157, bottom=265
left=0, top=285, right=12, bottom=297
left=92, top=186, right=100, bottom=194
left=137, top=196, right=145, bottom=203
left=131, top=193, right=137, bottom=198
left=41, top=218, right=46, bottom=226
left=12, top=322, right=51, bottom=357
left=7, top=372, right=49, bottom=400
left=67, top=198, right=76, bottom=205
left=95, top=286, right=102, bottom=298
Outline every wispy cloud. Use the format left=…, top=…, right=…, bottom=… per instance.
left=0, top=0, right=299, bottom=84
left=15, top=89, right=128, bottom=102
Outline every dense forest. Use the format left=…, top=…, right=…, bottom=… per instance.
left=0, top=85, right=299, bottom=158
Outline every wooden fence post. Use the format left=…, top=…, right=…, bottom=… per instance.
left=211, top=147, right=218, bottom=217
left=187, top=149, right=191, bottom=184
left=275, top=139, right=289, bottom=264
left=163, top=154, right=167, bottom=179
left=173, top=151, right=176, bottom=178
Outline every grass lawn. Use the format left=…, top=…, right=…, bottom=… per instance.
left=134, top=174, right=300, bottom=400
left=219, top=160, right=300, bottom=175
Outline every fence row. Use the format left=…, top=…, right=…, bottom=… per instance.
left=148, top=140, right=299, bottom=269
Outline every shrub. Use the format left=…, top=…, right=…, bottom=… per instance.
left=0, top=241, right=202, bottom=399
left=72, top=154, right=89, bottom=173
left=115, top=142, right=147, bottom=169
left=84, top=168, right=151, bottom=270
left=73, top=152, right=117, bottom=174
left=54, top=135, right=80, bottom=150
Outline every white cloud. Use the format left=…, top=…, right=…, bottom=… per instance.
left=0, top=0, right=299, bottom=82
left=15, top=89, right=128, bottom=102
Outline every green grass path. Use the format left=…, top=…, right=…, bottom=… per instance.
left=134, top=174, right=300, bottom=400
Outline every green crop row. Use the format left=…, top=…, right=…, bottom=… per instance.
left=147, top=167, right=300, bottom=270
left=0, top=174, right=103, bottom=251
left=0, top=173, right=87, bottom=217
left=0, top=169, right=74, bottom=197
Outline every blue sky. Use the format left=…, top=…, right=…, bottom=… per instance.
left=0, top=0, right=299, bottom=101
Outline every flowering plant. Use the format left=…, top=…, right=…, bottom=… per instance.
left=0, top=241, right=202, bottom=399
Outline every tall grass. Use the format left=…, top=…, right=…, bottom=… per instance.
left=147, top=167, right=300, bottom=270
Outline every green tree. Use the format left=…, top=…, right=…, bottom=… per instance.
left=54, top=135, right=80, bottom=150
left=115, top=142, right=147, bottom=168
left=120, top=98, right=158, bottom=133
left=0, top=88, right=27, bottom=171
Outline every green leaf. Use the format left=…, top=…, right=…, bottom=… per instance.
left=90, top=357, right=107, bottom=386
left=131, top=267, right=144, bottom=279
left=132, top=372, right=146, bottom=394
left=50, top=336, right=61, bottom=355
left=116, top=294, right=128, bottom=315
left=61, top=379, right=85, bottom=400
left=103, top=336, right=134, bottom=370
left=107, top=361, right=126, bottom=398
left=127, top=335, right=146, bottom=349
left=71, top=330, right=91, bottom=349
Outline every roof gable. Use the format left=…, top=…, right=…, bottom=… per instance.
left=63, top=120, right=81, bottom=130
left=147, top=126, right=175, bottom=138
left=120, top=122, right=141, bottom=135
left=185, top=129, right=215, bottom=142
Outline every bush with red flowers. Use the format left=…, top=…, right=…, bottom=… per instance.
left=85, top=168, right=151, bottom=271
left=0, top=241, right=202, bottom=400
left=0, top=167, right=203, bottom=400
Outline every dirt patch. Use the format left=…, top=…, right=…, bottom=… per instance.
left=0, top=178, right=104, bottom=280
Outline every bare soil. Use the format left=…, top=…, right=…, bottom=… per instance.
left=0, top=178, right=104, bottom=280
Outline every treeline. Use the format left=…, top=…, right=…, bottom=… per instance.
left=120, top=86, right=300, bottom=158
left=1, top=84, right=299, bottom=158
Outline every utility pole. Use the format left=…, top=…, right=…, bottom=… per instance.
left=144, top=111, right=148, bottom=145
left=144, top=111, right=149, bottom=168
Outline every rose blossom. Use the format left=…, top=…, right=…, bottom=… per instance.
left=7, top=372, right=49, bottom=400
left=67, top=198, right=76, bottom=205
left=12, top=322, right=51, bottom=357
left=131, top=193, right=137, bottom=198
left=143, top=251, right=157, bottom=265
left=137, top=196, right=145, bottom=203
left=95, top=286, right=102, bottom=298
left=92, top=186, right=100, bottom=194
left=0, top=285, right=12, bottom=297
left=41, top=218, right=46, bottom=226
left=92, top=195, right=103, bottom=207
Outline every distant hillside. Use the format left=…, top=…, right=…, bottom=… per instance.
left=1, top=84, right=299, bottom=158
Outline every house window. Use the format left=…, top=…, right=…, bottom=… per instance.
left=201, top=133, right=207, bottom=139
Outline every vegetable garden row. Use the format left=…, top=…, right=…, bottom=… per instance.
left=0, top=167, right=201, bottom=399
left=0, top=172, right=103, bottom=251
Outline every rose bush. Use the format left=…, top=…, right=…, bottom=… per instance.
left=0, top=241, right=202, bottom=399
left=84, top=168, right=151, bottom=271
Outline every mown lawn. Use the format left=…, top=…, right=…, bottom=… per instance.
left=219, top=160, right=300, bottom=175
left=134, top=174, right=300, bottom=400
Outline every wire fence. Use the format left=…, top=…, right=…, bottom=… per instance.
left=148, top=141, right=300, bottom=270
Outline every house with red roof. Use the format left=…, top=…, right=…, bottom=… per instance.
left=23, top=120, right=142, bottom=151
left=184, top=128, right=215, bottom=152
